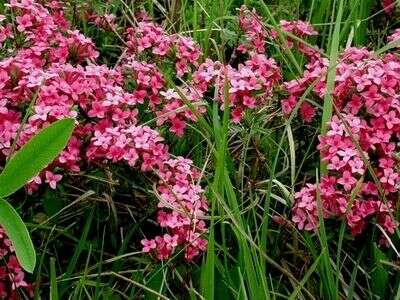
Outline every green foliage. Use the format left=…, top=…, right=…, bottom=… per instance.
left=0, top=118, right=74, bottom=273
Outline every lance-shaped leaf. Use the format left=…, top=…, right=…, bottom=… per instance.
left=0, top=198, right=36, bottom=273
left=0, top=118, right=75, bottom=197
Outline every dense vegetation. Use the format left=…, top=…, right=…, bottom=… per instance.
left=0, top=0, right=400, bottom=299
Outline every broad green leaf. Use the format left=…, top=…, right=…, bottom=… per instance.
left=0, top=118, right=75, bottom=197
left=0, top=198, right=36, bottom=272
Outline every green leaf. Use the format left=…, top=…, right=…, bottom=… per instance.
left=0, top=198, right=36, bottom=273
left=371, top=243, right=389, bottom=299
left=0, top=118, right=75, bottom=197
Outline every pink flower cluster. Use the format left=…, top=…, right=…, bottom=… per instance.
left=238, top=5, right=268, bottom=54
left=124, top=18, right=201, bottom=77
left=292, top=39, right=400, bottom=240
left=282, top=28, right=400, bottom=124
left=0, top=0, right=207, bottom=261
left=119, top=18, right=209, bottom=136
left=0, top=228, right=33, bottom=299
left=143, top=157, right=208, bottom=260
left=87, top=124, right=208, bottom=260
left=0, top=3, right=282, bottom=262
left=122, top=6, right=281, bottom=128
left=193, top=55, right=281, bottom=122
left=273, top=19, right=320, bottom=60
left=184, top=6, right=281, bottom=123
left=122, top=57, right=206, bottom=137
left=6, top=0, right=399, bottom=264
left=238, top=6, right=318, bottom=59
left=0, top=15, right=12, bottom=48
left=279, top=20, right=318, bottom=38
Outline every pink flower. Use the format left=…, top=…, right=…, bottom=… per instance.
left=388, top=28, right=400, bottom=45
left=379, top=158, right=394, bottom=169
left=327, top=156, right=346, bottom=171
left=176, top=60, right=188, bottom=77
left=170, top=118, right=186, bottom=137
left=379, top=214, right=397, bottom=234
left=16, top=14, right=33, bottom=32
left=141, top=239, right=156, bottom=252
left=380, top=168, right=398, bottom=186
left=0, top=228, right=32, bottom=298
left=337, top=171, right=356, bottom=191
left=160, top=89, right=179, bottom=100
left=327, top=116, right=344, bottom=136
left=88, top=102, right=107, bottom=118
left=163, top=234, right=178, bottom=248
left=282, top=96, right=297, bottom=115
left=242, top=95, right=256, bottom=108
left=383, top=110, right=400, bottom=129
left=348, top=157, right=364, bottom=175
left=45, top=171, right=62, bottom=189
left=337, top=148, right=357, bottom=163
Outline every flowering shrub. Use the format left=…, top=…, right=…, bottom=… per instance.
left=0, top=1, right=280, bottom=267
left=2, top=1, right=400, bottom=296
left=239, top=10, right=399, bottom=241
left=292, top=33, right=400, bottom=243
left=0, top=0, right=208, bottom=264
left=123, top=7, right=281, bottom=128
left=0, top=1, right=284, bottom=271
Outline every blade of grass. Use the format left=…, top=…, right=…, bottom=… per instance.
left=315, top=172, right=338, bottom=300
left=50, top=257, right=59, bottom=300
left=288, top=251, right=323, bottom=300
left=59, top=209, right=94, bottom=298
left=201, top=73, right=230, bottom=300
left=320, top=0, right=344, bottom=175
